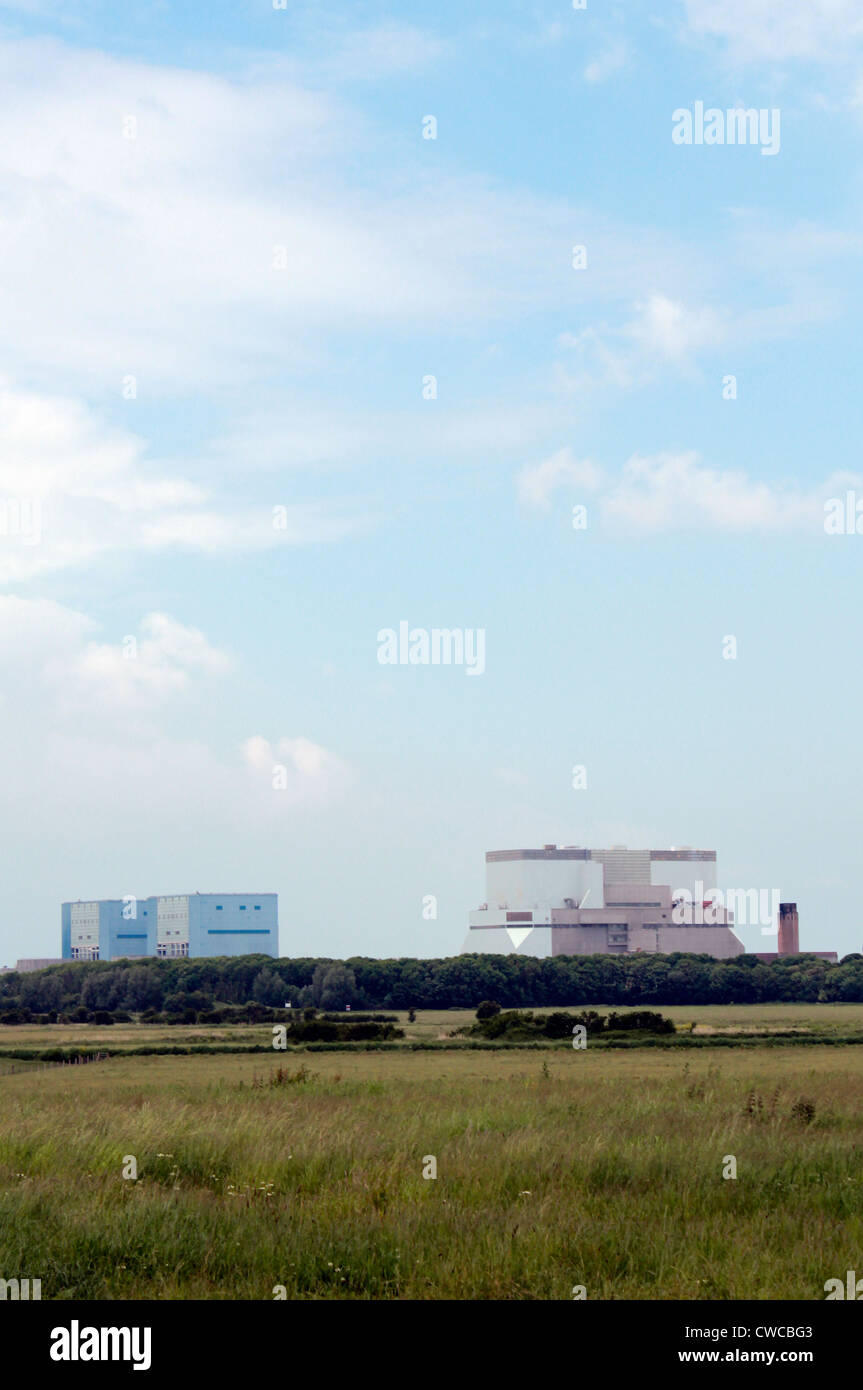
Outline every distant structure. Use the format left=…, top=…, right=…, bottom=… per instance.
left=752, top=902, right=835, bottom=964
left=780, top=902, right=799, bottom=956
left=60, top=893, right=278, bottom=963
left=462, top=846, right=836, bottom=961
left=16, top=959, right=62, bottom=973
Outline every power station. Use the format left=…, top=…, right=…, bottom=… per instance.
left=60, top=893, right=278, bottom=962
left=462, top=845, right=837, bottom=960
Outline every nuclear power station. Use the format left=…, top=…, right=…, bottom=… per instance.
left=61, top=893, right=278, bottom=962
left=461, top=845, right=836, bottom=960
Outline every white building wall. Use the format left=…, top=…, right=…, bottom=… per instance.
left=157, top=895, right=190, bottom=947
left=650, top=856, right=717, bottom=901
left=70, top=902, right=99, bottom=949
left=485, top=857, right=604, bottom=911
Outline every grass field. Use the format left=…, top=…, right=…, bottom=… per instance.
left=4, top=1001, right=863, bottom=1056
left=0, top=1006, right=861, bottom=1300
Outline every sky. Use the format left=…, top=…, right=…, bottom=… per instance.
left=1, top=0, right=862, bottom=964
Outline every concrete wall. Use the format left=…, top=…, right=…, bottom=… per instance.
left=461, top=921, right=744, bottom=959
left=460, top=926, right=552, bottom=956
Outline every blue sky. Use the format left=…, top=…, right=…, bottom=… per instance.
left=1, top=0, right=862, bottom=964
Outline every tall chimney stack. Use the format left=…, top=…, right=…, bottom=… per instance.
left=778, top=902, right=799, bottom=956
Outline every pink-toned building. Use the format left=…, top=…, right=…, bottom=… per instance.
left=461, top=845, right=825, bottom=959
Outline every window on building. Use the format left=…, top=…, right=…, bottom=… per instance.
left=71, top=945, right=100, bottom=962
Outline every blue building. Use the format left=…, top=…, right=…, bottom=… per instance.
left=61, top=893, right=278, bottom=962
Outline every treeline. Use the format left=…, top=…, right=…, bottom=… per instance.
left=463, top=1008, right=675, bottom=1041
left=1, top=949, right=862, bottom=1020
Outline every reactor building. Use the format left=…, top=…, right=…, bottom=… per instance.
left=61, top=892, right=278, bottom=962
left=462, top=845, right=747, bottom=958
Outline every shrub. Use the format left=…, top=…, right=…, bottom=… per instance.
left=476, top=1000, right=502, bottom=1020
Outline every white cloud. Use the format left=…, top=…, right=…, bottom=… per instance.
left=138, top=506, right=358, bottom=553
left=584, top=42, right=628, bottom=84
left=61, top=613, right=231, bottom=713
left=624, top=294, right=725, bottom=361
left=0, top=36, right=593, bottom=393
left=681, top=0, right=863, bottom=63
left=602, top=452, right=813, bottom=530
left=242, top=734, right=352, bottom=807
left=0, top=601, right=229, bottom=714
left=0, top=35, right=754, bottom=401
left=0, top=597, right=350, bottom=838
left=518, top=449, right=863, bottom=532
left=0, top=378, right=362, bottom=579
left=316, top=23, right=447, bottom=80
left=517, top=448, right=605, bottom=508
left=552, top=294, right=725, bottom=394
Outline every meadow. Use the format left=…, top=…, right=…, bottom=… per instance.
left=0, top=1005, right=861, bottom=1299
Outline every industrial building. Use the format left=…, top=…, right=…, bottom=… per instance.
left=60, top=893, right=278, bottom=962
left=461, top=845, right=828, bottom=959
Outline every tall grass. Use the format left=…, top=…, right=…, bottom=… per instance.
left=0, top=1046, right=859, bottom=1299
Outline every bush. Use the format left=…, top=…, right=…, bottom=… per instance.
left=605, top=1010, right=675, bottom=1035
left=543, top=1011, right=575, bottom=1038
left=319, top=1013, right=398, bottom=1024
left=469, top=1008, right=675, bottom=1042
left=476, top=1000, right=502, bottom=1020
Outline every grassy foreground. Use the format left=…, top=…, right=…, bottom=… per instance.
left=0, top=1031, right=861, bottom=1299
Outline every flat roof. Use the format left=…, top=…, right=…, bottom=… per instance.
left=486, top=848, right=716, bottom=862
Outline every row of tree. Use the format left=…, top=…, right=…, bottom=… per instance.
left=1, top=949, right=863, bottom=1015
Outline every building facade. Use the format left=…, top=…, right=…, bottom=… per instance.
left=61, top=893, right=278, bottom=962
left=462, top=845, right=745, bottom=958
